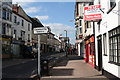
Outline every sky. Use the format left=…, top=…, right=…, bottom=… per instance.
left=15, top=2, right=76, bottom=44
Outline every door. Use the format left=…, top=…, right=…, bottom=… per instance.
left=85, top=44, right=89, bottom=62
left=97, top=36, right=102, bottom=71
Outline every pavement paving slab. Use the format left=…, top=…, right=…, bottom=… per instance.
left=41, top=55, right=109, bottom=80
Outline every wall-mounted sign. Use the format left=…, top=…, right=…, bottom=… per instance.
left=34, top=27, right=48, bottom=34
left=84, top=5, right=102, bottom=21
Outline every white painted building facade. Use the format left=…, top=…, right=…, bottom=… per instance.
left=11, top=12, right=32, bottom=57
left=94, top=0, right=120, bottom=78
left=75, top=0, right=94, bottom=58
left=12, top=12, right=32, bottom=43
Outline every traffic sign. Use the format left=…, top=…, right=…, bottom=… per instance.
left=34, top=27, right=48, bottom=34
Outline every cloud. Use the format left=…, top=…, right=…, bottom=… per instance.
left=24, top=7, right=41, bottom=14
left=43, top=23, right=75, bottom=44
left=35, top=16, right=49, bottom=21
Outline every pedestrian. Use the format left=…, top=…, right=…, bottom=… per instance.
left=68, top=47, right=72, bottom=55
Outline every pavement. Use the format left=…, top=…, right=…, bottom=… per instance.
left=41, top=55, right=109, bottom=80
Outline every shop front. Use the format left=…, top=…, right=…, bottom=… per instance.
left=2, top=37, right=12, bottom=58
left=84, top=36, right=95, bottom=67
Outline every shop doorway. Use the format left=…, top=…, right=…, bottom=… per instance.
left=97, top=35, right=102, bottom=71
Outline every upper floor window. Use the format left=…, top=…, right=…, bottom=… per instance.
left=103, top=33, right=107, bottom=56
left=14, top=16, right=17, bottom=23
left=2, top=8, right=6, bottom=19
left=110, top=0, right=116, bottom=8
left=79, top=27, right=82, bottom=34
left=28, top=34, right=30, bottom=40
left=21, top=20, right=24, bottom=26
left=2, top=23, right=6, bottom=34
left=28, top=23, right=30, bottom=31
left=86, top=21, right=89, bottom=28
left=79, top=20, right=82, bottom=26
left=89, top=2, right=93, bottom=5
left=6, top=11, right=9, bottom=20
left=107, top=0, right=116, bottom=14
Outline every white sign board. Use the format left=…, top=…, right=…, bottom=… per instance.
left=84, top=5, right=102, bottom=21
left=34, top=27, right=48, bottom=34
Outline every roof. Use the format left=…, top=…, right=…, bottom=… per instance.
left=12, top=4, right=32, bottom=23
left=29, top=17, right=44, bottom=29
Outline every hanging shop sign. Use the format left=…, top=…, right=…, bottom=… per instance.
left=84, top=5, right=102, bottom=21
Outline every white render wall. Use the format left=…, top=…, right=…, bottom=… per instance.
left=12, top=13, right=32, bottom=42
left=94, top=0, right=120, bottom=78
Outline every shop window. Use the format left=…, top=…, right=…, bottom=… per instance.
left=103, top=33, right=107, bottom=56
left=109, top=26, right=120, bottom=65
left=90, top=42, right=95, bottom=55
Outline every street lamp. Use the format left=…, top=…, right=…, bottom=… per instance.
left=64, top=30, right=67, bottom=57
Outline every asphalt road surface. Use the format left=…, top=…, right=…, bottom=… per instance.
left=2, top=59, right=37, bottom=79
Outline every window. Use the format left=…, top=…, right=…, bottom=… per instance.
left=107, top=0, right=116, bottom=14
left=98, top=0, right=101, bottom=4
left=86, top=21, right=89, bottom=28
left=79, top=27, right=82, bottom=34
left=10, top=12, right=12, bottom=21
left=14, top=30, right=16, bottom=38
left=21, top=31, right=25, bottom=40
left=14, top=16, right=17, bottom=23
left=110, top=0, right=116, bottom=8
left=2, top=23, right=6, bottom=34
left=89, top=2, right=93, bottom=5
left=28, top=34, right=30, bottom=40
left=79, top=20, right=82, bottom=26
left=103, top=33, right=107, bottom=56
left=2, top=8, right=6, bottom=19
left=21, top=20, right=24, bottom=26
left=109, top=26, right=120, bottom=64
left=28, top=24, right=30, bottom=31
left=7, top=9, right=10, bottom=20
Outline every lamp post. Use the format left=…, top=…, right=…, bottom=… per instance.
left=64, top=30, right=67, bottom=57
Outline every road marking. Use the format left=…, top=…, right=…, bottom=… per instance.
left=30, top=74, right=38, bottom=78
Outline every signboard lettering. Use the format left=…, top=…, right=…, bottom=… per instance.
left=84, top=5, right=102, bottom=20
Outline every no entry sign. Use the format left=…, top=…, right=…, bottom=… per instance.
left=84, top=5, right=102, bottom=21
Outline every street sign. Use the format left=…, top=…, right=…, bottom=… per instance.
left=34, top=27, right=48, bottom=34
left=34, top=27, right=49, bottom=78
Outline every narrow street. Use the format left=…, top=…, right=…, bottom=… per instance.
left=1, top=0, right=120, bottom=79
left=41, top=55, right=109, bottom=80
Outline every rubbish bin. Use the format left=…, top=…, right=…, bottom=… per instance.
left=41, top=58, right=49, bottom=75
